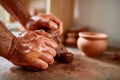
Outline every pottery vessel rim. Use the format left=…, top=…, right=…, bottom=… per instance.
left=78, top=32, right=108, bottom=39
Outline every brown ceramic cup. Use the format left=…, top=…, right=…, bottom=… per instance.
left=77, top=32, right=108, bottom=57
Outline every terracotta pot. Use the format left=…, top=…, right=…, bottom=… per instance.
left=65, top=33, right=77, bottom=47
left=77, top=32, right=108, bottom=57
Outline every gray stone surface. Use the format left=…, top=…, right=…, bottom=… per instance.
left=0, top=48, right=120, bottom=80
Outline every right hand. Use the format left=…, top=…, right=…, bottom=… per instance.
left=26, top=13, right=63, bottom=35
left=8, top=30, right=58, bottom=70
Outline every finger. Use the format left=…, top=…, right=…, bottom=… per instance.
left=45, top=38, right=58, bottom=49
left=58, top=22, right=63, bottom=35
left=36, top=19, right=57, bottom=30
left=37, top=14, right=60, bottom=30
left=28, top=16, right=55, bottom=30
left=43, top=46, right=56, bottom=57
left=33, top=59, right=48, bottom=69
left=39, top=52, right=54, bottom=64
left=48, top=14, right=63, bottom=35
left=47, top=14, right=61, bottom=26
left=48, top=21, right=58, bottom=29
left=37, top=14, right=62, bottom=31
left=49, top=14, right=63, bottom=29
left=37, top=13, right=47, bottom=18
left=35, top=30, right=52, bottom=38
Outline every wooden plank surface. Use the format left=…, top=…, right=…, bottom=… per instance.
left=0, top=48, right=120, bottom=80
left=51, top=0, right=75, bottom=31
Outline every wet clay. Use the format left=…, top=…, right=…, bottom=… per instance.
left=110, top=53, right=120, bottom=60
left=51, top=31, right=74, bottom=63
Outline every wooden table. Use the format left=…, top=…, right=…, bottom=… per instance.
left=0, top=48, right=120, bottom=80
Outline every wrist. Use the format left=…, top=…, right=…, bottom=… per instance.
left=0, top=21, right=21, bottom=60
left=5, top=37, right=20, bottom=60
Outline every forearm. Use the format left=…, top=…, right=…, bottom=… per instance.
left=0, top=21, right=17, bottom=59
left=0, top=0, right=31, bottom=28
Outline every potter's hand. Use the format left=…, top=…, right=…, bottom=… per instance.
left=0, top=1, right=63, bottom=35
left=26, top=14, right=63, bottom=35
left=8, top=30, right=57, bottom=70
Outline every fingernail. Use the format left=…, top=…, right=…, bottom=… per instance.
left=50, top=21, right=58, bottom=29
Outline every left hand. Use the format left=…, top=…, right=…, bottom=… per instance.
left=9, top=30, right=58, bottom=70
left=26, top=14, right=63, bottom=35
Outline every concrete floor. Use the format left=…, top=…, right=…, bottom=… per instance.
left=0, top=48, right=120, bottom=80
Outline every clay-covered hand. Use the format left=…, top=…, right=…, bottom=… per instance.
left=26, top=14, right=63, bottom=35
left=8, top=30, right=58, bottom=70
